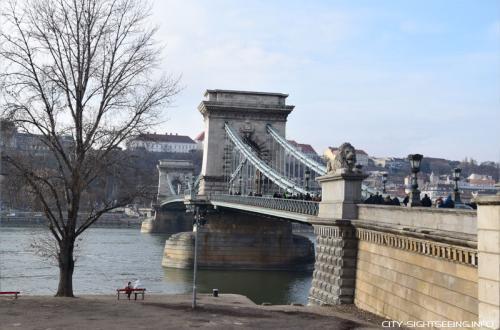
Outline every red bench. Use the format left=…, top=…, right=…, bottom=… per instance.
left=116, top=288, right=146, bottom=300
left=0, top=291, right=20, bottom=299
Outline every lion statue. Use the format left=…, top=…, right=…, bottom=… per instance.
left=326, top=142, right=357, bottom=174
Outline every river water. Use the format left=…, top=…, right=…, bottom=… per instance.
left=0, top=226, right=313, bottom=305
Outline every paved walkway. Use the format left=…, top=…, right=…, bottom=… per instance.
left=0, top=294, right=385, bottom=329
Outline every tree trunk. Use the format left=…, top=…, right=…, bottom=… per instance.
left=56, top=239, right=75, bottom=297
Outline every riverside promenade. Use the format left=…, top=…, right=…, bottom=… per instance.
left=0, top=294, right=385, bottom=329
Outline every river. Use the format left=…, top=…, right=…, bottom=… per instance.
left=0, top=226, right=313, bottom=305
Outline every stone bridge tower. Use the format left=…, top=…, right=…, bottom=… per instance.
left=198, top=89, right=294, bottom=195
left=157, top=160, right=194, bottom=199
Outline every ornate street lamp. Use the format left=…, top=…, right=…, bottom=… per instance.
left=382, top=173, right=388, bottom=194
left=305, top=169, right=311, bottom=191
left=408, top=154, right=423, bottom=206
left=452, top=167, right=462, bottom=204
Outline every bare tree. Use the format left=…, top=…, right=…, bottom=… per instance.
left=0, top=0, right=179, bottom=296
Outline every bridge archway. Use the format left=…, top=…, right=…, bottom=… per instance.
left=157, top=160, right=194, bottom=199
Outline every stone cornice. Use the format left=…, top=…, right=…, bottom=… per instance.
left=308, top=217, right=353, bottom=226
left=356, top=227, right=478, bottom=267
left=204, top=89, right=289, bottom=98
left=475, top=195, right=500, bottom=205
left=357, top=203, right=477, bottom=216
left=198, top=101, right=293, bottom=120
left=311, top=221, right=477, bottom=267
left=316, top=172, right=368, bottom=183
left=352, top=220, right=477, bottom=248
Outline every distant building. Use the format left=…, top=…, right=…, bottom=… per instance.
left=0, top=120, right=73, bottom=155
left=324, top=146, right=369, bottom=167
left=480, top=161, right=497, bottom=167
left=404, top=176, right=426, bottom=195
left=127, top=133, right=197, bottom=153
left=421, top=173, right=497, bottom=203
left=287, top=140, right=321, bottom=161
left=467, top=174, right=496, bottom=187
left=371, top=157, right=392, bottom=168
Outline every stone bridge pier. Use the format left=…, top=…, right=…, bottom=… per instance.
left=162, top=208, right=314, bottom=270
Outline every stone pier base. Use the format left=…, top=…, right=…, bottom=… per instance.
left=308, top=221, right=358, bottom=305
left=141, top=207, right=191, bottom=234
left=162, top=209, right=314, bottom=270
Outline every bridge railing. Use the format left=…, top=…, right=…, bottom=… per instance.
left=209, top=194, right=319, bottom=216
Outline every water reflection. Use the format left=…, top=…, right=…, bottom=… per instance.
left=163, top=267, right=312, bottom=305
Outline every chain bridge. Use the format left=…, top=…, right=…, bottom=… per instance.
left=154, top=89, right=372, bottom=221
left=141, top=90, right=500, bottom=329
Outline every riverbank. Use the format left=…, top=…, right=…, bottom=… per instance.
left=0, top=294, right=385, bottom=329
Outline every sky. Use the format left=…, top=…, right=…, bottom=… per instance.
left=39, top=0, right=500, bottom=162
left=147, top=0, right=499, bottom=163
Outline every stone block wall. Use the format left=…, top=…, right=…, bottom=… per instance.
left=355, top=234, right=478, bottom=327
left=308, top=223, right=358, bottom=305
left=163, top=209, right=314, bottom=270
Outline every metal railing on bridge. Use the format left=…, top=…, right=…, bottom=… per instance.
left=209, top=194, right=319, bottom=216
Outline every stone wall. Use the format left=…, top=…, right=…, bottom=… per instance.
left=357, top=204, right=477, bottom=235
left=476, top=196, right=500, bottom=329
left=354, top=229, right=478, bottom=326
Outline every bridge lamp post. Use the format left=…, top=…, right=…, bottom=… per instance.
left=408, top=154, right=423, bottom=207
left=305, top=169, right=311, bottom=191
left=191, top=205, right=207, bottom=310
left=238, top=176, right=242, bottom=195
left=452, top=167, right=462, bottom=204
left=382, top=173, right=388, bottom=194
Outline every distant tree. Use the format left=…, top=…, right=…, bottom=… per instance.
left=0, top=0, right=179, bottom=296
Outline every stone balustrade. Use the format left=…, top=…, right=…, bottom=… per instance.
left=357, top=204, right=477, bottom=235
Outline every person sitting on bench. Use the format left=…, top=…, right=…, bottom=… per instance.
left=125, top=281, right=133, bottom=300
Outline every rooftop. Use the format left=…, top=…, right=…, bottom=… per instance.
left=133, top=133, right=195, bottom=144
left=203, top=89, right=289, bottom=106
left=288, top=140, right=317, bottom=155
left=194, top=131, right=205, bottom=141
left=204, top=89, right=289, bottom=98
